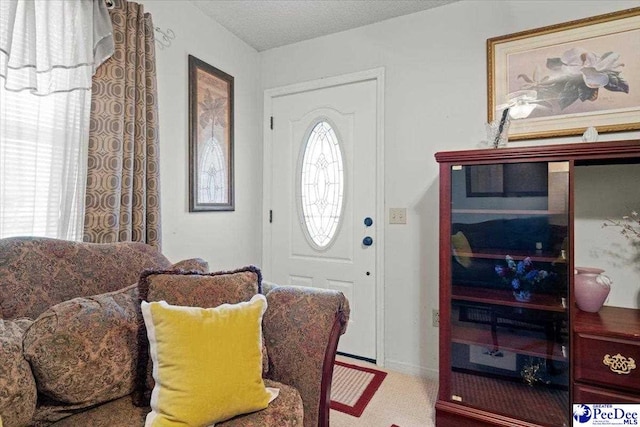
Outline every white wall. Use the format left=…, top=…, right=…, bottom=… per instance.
left=138, top=1, right=263, bottom=270
left=138, top=0, right=640, bottom=377
left=575, top=164, right=640, bottom=309
left=260, top=0, right=640, bottom=377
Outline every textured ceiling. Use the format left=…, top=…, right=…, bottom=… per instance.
left=190, top=0, right=460, bottom=52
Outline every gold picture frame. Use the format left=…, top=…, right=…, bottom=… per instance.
left=487, top=7, right=640, bottom=141
left=188, top=55, right=234, bottom=211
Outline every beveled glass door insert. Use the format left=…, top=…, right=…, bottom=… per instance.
left=298, top=120, right=345, bottom=250
left=449, top=161, right=569, bottom=426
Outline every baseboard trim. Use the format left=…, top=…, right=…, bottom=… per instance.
left=384, top=359, right=438, bottom=379
left=336, top=351, right=376, bottom=364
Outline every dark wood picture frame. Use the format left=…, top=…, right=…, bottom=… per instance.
left=188, top=55, right=234, bottom=211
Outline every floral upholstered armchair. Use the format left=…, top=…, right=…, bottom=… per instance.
left=0, top=237, right=349, bottom=427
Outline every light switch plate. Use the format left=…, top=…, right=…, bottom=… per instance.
left=389, top=208, right=407, bottom=224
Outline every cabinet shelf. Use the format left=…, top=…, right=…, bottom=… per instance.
left=452, top=321, right=566, bottom=361
left=452, top=286, right=566, bottom=313
left=453, top=249, right=565, bottom=263
left=452, top=209, right=566, bottom=216
left=574, top=306, right=640, bottom=339
left=450, top=372, right=568, bottom=426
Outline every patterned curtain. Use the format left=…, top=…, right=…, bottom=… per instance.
left=84, top=0, right=161, bottom=249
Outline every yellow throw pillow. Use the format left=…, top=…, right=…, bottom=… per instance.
left=141, top=294, right=278, bottom=427
left=451, top=231, right=473, bottom=268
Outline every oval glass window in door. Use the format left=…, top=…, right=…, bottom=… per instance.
left=299, top=120, right=345, bottom=249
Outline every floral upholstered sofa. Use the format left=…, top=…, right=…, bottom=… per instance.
left=0, top=237, right=349, bottom=427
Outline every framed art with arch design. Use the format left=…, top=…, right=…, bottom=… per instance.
left=487, top=7, right=640, bottom=141
left=188, top=54, right=234, bottom=211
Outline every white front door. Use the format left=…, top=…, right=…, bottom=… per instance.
left=264, top=75, right=381, bottom=361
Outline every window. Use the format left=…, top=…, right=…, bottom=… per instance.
left=298, top=120, right=345, bottom=249
left=0, top=0, right=114, bottom=240
left=0, top=86, right=90, bottom=240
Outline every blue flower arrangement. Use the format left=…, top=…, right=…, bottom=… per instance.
left=495, top=255, right=554, bottom=301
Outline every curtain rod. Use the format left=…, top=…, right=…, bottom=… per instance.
left=155, top=27, right=176, bottom=50
left=103, top=0, right=176, bottom=49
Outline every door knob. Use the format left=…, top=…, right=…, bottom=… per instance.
left=364, top=217, right=373, bottom=227
left=363, top=236, right=373, bottom=246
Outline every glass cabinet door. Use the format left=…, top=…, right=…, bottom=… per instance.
left=448, top=161, right=569, bottom=426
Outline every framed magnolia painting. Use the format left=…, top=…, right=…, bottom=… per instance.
left=188, top=55, right=234, bottom=211
left=487, top=7, right=640, bottom=140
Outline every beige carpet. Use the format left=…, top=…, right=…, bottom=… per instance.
left=330, top=356, right=438, bottom=427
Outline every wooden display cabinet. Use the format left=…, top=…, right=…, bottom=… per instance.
left=435, top=140, right=640, bottom=426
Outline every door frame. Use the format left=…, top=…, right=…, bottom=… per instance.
left=262, top=68, right=385, bottom=365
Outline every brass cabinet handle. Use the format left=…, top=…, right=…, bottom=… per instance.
left=603, top=353, right=637, bottom=375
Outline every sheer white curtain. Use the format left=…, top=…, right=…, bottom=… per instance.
left=0, top=0, right=113, bottom=240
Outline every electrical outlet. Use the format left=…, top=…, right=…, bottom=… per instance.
left=432, top=309, right=439, bottom=327
left=389, top=208, right=407, bottom=224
